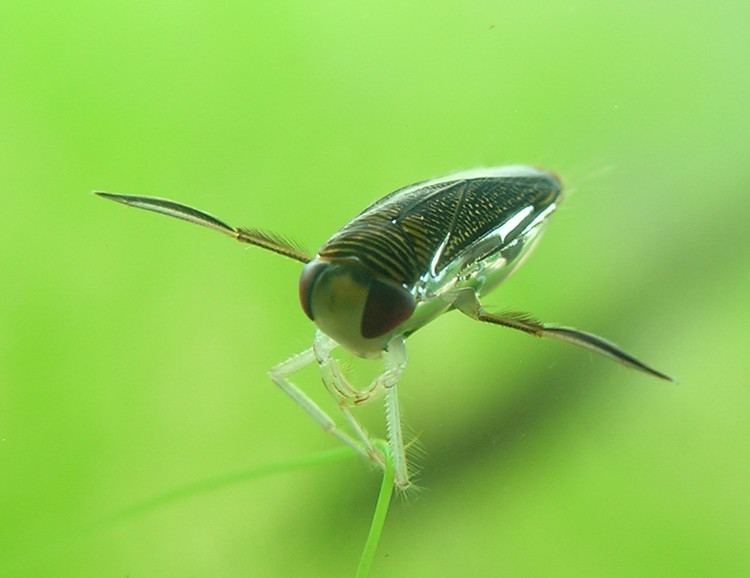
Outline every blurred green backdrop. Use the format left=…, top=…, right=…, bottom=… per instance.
left=1, top=1, right=749, bottom=576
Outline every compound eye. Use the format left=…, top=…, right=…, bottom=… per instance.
left=361, top=279, right=415, bottom=339
left=299, top=260, right=328, bottom=320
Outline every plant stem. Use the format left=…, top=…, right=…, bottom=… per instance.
left=99, top=446, right=355, bottom=528
left=356, top=440, right=395, bottom=578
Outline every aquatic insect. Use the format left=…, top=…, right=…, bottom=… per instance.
left=96, top=166, right=671, bottom=489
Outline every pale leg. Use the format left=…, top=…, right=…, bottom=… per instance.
left=313, top=332, right=385, bottom=467
left=313, top=331, right=412, bottom=488
left=382, top=337, right=410, bottom=490
left=313, top=331, right=388, bottom=405
left=268, top=347, right=371, bottom=460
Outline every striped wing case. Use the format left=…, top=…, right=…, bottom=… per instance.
left=318, top=167, right=561, bottom=288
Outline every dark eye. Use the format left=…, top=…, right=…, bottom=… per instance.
left=299, top=260, right=328, bottom=320
left=361, top=279, right=415, bottom=339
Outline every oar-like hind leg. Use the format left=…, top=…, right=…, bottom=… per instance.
left=95, top=191, right=311, bottom=263
left=453, top=288, right=673, bottom=382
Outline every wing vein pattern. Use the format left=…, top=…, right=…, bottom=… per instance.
left=318, top=174, right=561, bottom=287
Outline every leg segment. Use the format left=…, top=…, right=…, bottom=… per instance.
left=454, top=288, right=673, bottom=381
left=272, top=333, right=413, bottom=487
left=313, top=332, right=384, bottom=468
left=381, top=337, right=410, bottom=490
left=268, top=347, right=372, bottom=460
left=313, top=331, right=387, bottom=406
left=312, top=332, right=410, bottom=488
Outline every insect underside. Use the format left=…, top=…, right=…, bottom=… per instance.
left=96, top=166, right=672, bottom=491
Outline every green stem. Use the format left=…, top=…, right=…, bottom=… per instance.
left=356, top=440, right=395, bottom=578
left=98, top=446, right=355, bottom=528
left=2, top=447, right=359, bottom=573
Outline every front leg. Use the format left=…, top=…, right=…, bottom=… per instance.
left=313, top=331, right=393, bottom=406
left=382, top=337, right=410, bottom=490
left=314, top=331, right=412, bottom=490
left=269, top=347, right=377, bottom=464
left=454, top=288, right=673, bottom=381
left=312, top=331, right=385, bottom=468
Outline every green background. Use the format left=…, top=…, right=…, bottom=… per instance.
left=2, top=1, right=749, bottom=576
